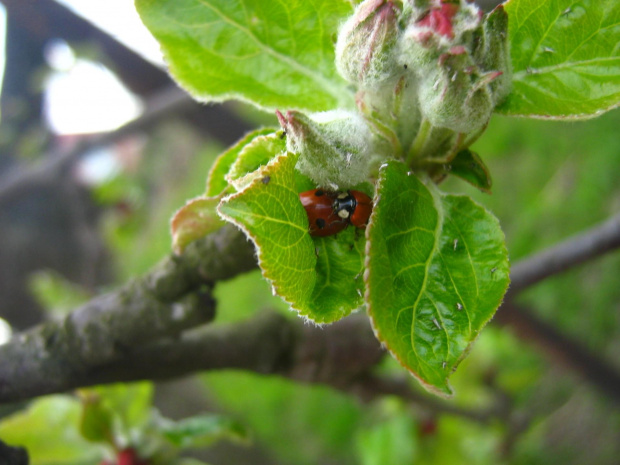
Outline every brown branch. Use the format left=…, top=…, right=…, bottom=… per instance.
left=0, top=86, right=229, bottom=200
left=1, top=209, right=620, bottom=405
left=1, top=308, right=501, bottom=424
left=496, top=213, right=620, bottom=403
left=350, top=375, right=497, bottom=422
left=494, top=301, right=620, bottom=404
left=508, top=212, right=620, bottom=294
left=0, top=225, right=256, bottom=403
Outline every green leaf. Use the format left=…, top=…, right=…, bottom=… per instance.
left=173, top=129, right=283, bottom=254
left=206, top=128, right=276, bottom=197
left=0, top=396, right=103, bottom=464
left=227, top=132, right=286, bottom=190
left=355, top=403, right=418, bottom=465
left=171, top=196, right=226, bottom=254
left=499, top=0, right=620, bottom=119
left=79, top=393, right=115, bottom=445
left=365, top=162, right=509, bottom=396
left=312, top=227, right=365, bottom=320
left=218, top=152, right=364, bottom=322
left=159, top=414, right=249, bottom=449
left=87, top=382, right=153, bottom=440
left=218, top=152, right=317, bottom=316
left=448, top=149, right=492, bottom=193
left=135, top=0, right=354, bottom=112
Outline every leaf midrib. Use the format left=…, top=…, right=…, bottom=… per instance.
left=194, top=0, right=349, bottom=105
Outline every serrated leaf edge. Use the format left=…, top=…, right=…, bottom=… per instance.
left=217, top=152, right=329, bottom=326
left=146, top=0, right=354, bottom=113
left=171, top=195, right=226, bottom=255
left=363, top=166, right=455, bottom=397
left=364, top=165, right=510, bottom=397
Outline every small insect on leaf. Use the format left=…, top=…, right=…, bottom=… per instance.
left=299, top=189, right=372, bottom=237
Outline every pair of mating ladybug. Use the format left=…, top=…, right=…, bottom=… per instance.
left=299, top=189, right=373, bottom=237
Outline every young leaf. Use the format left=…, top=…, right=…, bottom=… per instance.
left=79, top=393, right=115, bottom=445
left=159, top=414, right=249, bottom=449
left=206, top=128, right=276, bottom=197
left=499, top=0, right=620, bottom=119
left=171, top=196, right=226, bottom=254
left=135, top=0, right=354, bottom=112
left=365, top=161, right=509, bottom=396
left=218, top=153, right=364, bottom=323
left=88, top=383, right=153, bottom=436
left=0, top=396, right=103, bottom=464
left=172, top=129, right=282, bottom=254
left=227, top=132, right=286, bottom=190
left=448, top=149, right=492, bottom=193
left=218, top=152, right=317, bottom=318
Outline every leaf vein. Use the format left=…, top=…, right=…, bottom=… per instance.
left=194, top=0, right=346, bottom=103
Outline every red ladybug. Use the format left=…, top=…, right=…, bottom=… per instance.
left=299, top=189, right=372, bottom=237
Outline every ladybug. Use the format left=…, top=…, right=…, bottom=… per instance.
left=299, top=189, right=372, bottom=237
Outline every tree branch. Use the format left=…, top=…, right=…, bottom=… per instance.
left=508, top=212, right=620, bottom=294
left=1, top=212, right=620, bottom=405
left=494, top=301, right=620, bottom=404
left=0, top=225, right=256, bottom=403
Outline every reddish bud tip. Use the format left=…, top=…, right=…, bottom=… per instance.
left=417, top=3, right=459, bottom=39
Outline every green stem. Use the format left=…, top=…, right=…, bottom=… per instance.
left=462, top=121, right=488, bottom=148
left=406, top=118, right=431, bottom=165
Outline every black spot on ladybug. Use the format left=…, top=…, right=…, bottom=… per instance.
left=315, top=218, right=326, bottom=229
left=314, top=190, right=325, bottom=197
left=261, top=175, right=271, bottom=185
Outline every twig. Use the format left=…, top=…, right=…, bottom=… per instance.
left=508, top=212, right=620, bottom=294
left=0, top=226, right=256, bottom=403
left=350, top=375, right=496, bottom=423
left=495, top=301, right=620, bottom=404
left=0, top=86, right=195, bottom=199
left=0, top=85, right=253, bottom=202
left=495, top=212, right=620, bottom=403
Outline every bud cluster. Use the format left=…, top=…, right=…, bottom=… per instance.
left=336, top=0, right=511, bottom=163
left=277, top=0, right=511, bottom=188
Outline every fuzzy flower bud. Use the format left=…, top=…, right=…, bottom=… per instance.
left=277, top=109, right=379, bottom=189
left=399, top=0, right=482, bottom=67
left=335, top=0, right=402, bottom=88
left=397, top=0, right=511, bottom=134
left=472, top=4, right=512, bottom=105
left=418, top=46, right=498, bottom=133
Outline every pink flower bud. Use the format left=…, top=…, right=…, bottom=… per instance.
left=336, top=0, right=402, bottom=87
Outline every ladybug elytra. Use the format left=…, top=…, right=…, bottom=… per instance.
left=299, top=189, right=372, bottom=237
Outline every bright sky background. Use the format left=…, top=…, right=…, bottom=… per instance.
left=55, top=0, right=163, bottom=65
left=5, top=0, right=167, bottom=135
